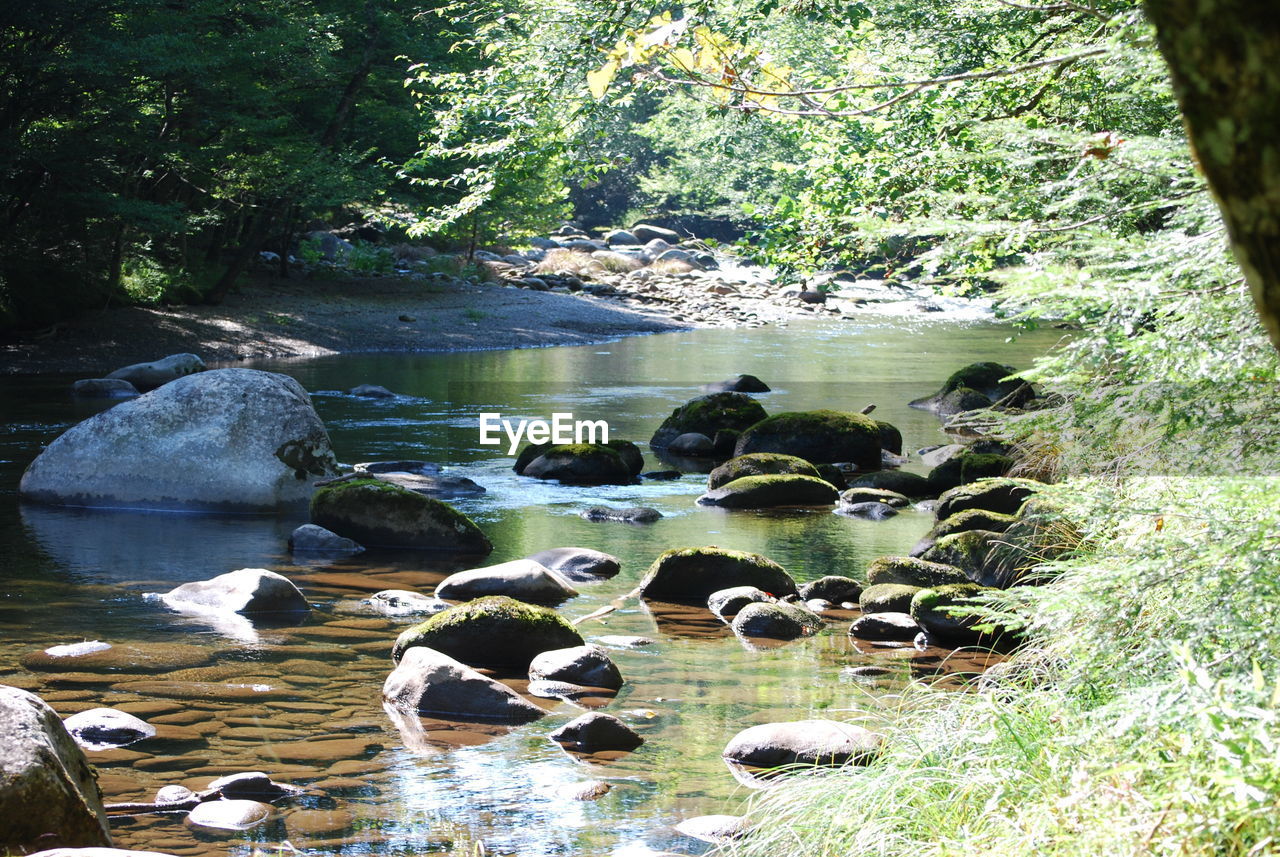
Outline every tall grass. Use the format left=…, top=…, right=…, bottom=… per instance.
left=725, top=478, right=1280, bottom=857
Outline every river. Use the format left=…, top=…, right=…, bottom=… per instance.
left=0, top=314, right=1061, bottom=856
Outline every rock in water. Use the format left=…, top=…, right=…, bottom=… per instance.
left=734, top=410, right=884, bottom=469
left=435, top=559, right=579, bottom=605
left=639, top=546, right=797, bottom=603
left=71, top=378, right=139, bottom=399
left=723, top=719, right=881, bottom=769
left=529, top=645, right=623, bottom=690
left=383, top=646, right=546, bottom=722
left=289, top=524, right=364, bottom=554
left=105, top=352, right=205, bottom=391
left=392, top=596, right=584, bottom=668
left=525, top=547, right=621, bottom=582
left=161, top=568, right=309, bottom=615
left=62, top=708, right=155, bottom=749
left=20, top=369, right=338, bottom=513
left=650, top=392, right=768, bottom=449
left=549, top=712, right=643, bottom=752
left=731, top=601, right=822, bottom=640
left=310, top=478, right=492, bottom=553
left=579, top=506, right=662, bottom=524
left=186, top=799, right=274, bottom=831
left=707, top=453, right=819, bottom=490
left=0, top=686, right=113, bottom=850
left=698, top=474, right=838, bottom=508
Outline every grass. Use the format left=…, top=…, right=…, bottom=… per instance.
left=463, top=308, right=487, bottom=321
left=723, top=477, right=1280, bottom=857
left=535, top=248, right=605, bottom=277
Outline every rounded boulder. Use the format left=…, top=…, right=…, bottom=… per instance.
left=639, top=546, right=796, bottom=603
left=734, top=410, right=884, bottom=468
left=392, top=596, right=583, bottom=668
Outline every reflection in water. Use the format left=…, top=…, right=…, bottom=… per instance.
left=0, top=315, right=1059, bottom=857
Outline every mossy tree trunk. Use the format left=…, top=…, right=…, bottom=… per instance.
left=1144, top=2, right=1280, bottom=350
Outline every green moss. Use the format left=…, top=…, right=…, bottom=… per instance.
left=735, top=409, right=881, bottom=467
left=310, top=478, right=491, bottom=552
left=393, top=595, right=582, bottom=666
left=701, top=473, right=838, bottom=508
left=936, top=479, right=1036, bottom=519
left=932, top=508, right=1017, bottom=539
left=866, top=556, right=970, bottom=588
left=707, top=452, right=819, bottom=490
left=859, top=582, right=923, bottom=612
left=960, top=453, right=1014, bottom=483
left=941, top=362, right=1017, bottom=396
left=651, top=392, right=769, bottom=447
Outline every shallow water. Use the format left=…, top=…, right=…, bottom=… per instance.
left=0, top=314, right=1060, bottom=856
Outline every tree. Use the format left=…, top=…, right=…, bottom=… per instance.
left=1143, top=1, right=1280, bottom=351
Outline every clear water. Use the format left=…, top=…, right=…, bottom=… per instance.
left=0, top=315, right=1061, bottom=856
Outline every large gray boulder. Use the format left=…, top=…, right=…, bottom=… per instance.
left=435, top=559, right=578, bottom=605
left=0, top=686, right=112, bottom=850
left=161, top=568, right=309, bottom=615
left=105, top=352, right=205, bottom=391
left=20, top=369, right=338, bottom=513
left=382, top=646, right=546, bottom=722
left=631, top=223, right=681, bottom=244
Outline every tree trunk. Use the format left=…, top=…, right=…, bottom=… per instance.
left=1144, top=1, right=1280, bottom=350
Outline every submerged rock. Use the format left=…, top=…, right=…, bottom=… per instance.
left=435, top=559, right=578, bottom=605
left=392, top=596, right=584, bottom=668
left=161, top=568, right=309, bottom=615
left=364, top=590, right=450, bottom=617
left=837, top=501, right=899, bottom=520
left=580, top=506, right=662, bottom=524
left=382, top=646, right=546, bottom=722
left=650, top=392, right=768, bottom=449
left=20, top=369, right=338, bottom=513
left=63, top=708, right=155, bottom=749
left=698, top=474, right=838, bottom=508
left=362, top=471, right=486, bottom=499
left=186, top=799, right=274, bottom=831
left=549, top=712, right=643, bottom=752
left=639, top=546, right=797, bottom=603
left=0, top=686, right=112, bottom=850
left=675, top=814, right=752, bottom=844
left=348, top=384, right=395, bottom=398
left=310, top=478, right=491, bottom=553
left=71, top=378, right=139, bottom=399
left=735, top=410, right=884, bottom=468
left=106, top=352, right=205, bottom=391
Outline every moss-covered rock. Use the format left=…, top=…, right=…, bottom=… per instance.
left=311, top=478, right=492, bottom=553
left=910, top=583, right=995, bottom=644
left=698, top=474, right=838, bottom=509
left=936, top=387, right=994, bottom=417
left=797, top=575, right=863, bottom=603
left=513, top=442, right=552, bottom=474
left=522, top=444, right=636, bottom=485
left=639, top=546, right=797, bottom=603
left=734, top=410, right=882, bottom=468
left=707, top=453, right=819, bottom=490
left=919, top=530, right=1006, bottom=587
left=839, top=487, right=911, bottom=508
left=814, top=463, right=847, bottom=490
left=651, top=392, right=769, bottom=448
left=865, top=556, right=970, bottom=588
left=926, top=453, right=1014, bottom=495
left=847, top=470, right=934, bottom=499
left=605, top=440, right=645, bottom=476
left=731, top=601, right=823, bottom=640
left=910, top=362, right=1023, bottom=412
left=712, top=429, right=742, bottom=457
left=935, top=479, right=1037, bottom=520
left=912, top=508, right=1019, bottom=555
left=875, top=420, right=903, bottom=455
left=392, top=595, right=583, bottom=667
left=859, top=583, right=922, bottom=613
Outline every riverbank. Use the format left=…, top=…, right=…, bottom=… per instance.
left=0, top=274, right=694, bottom=376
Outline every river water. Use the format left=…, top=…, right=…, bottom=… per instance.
left=0, top=314, right=1061, bottom=856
